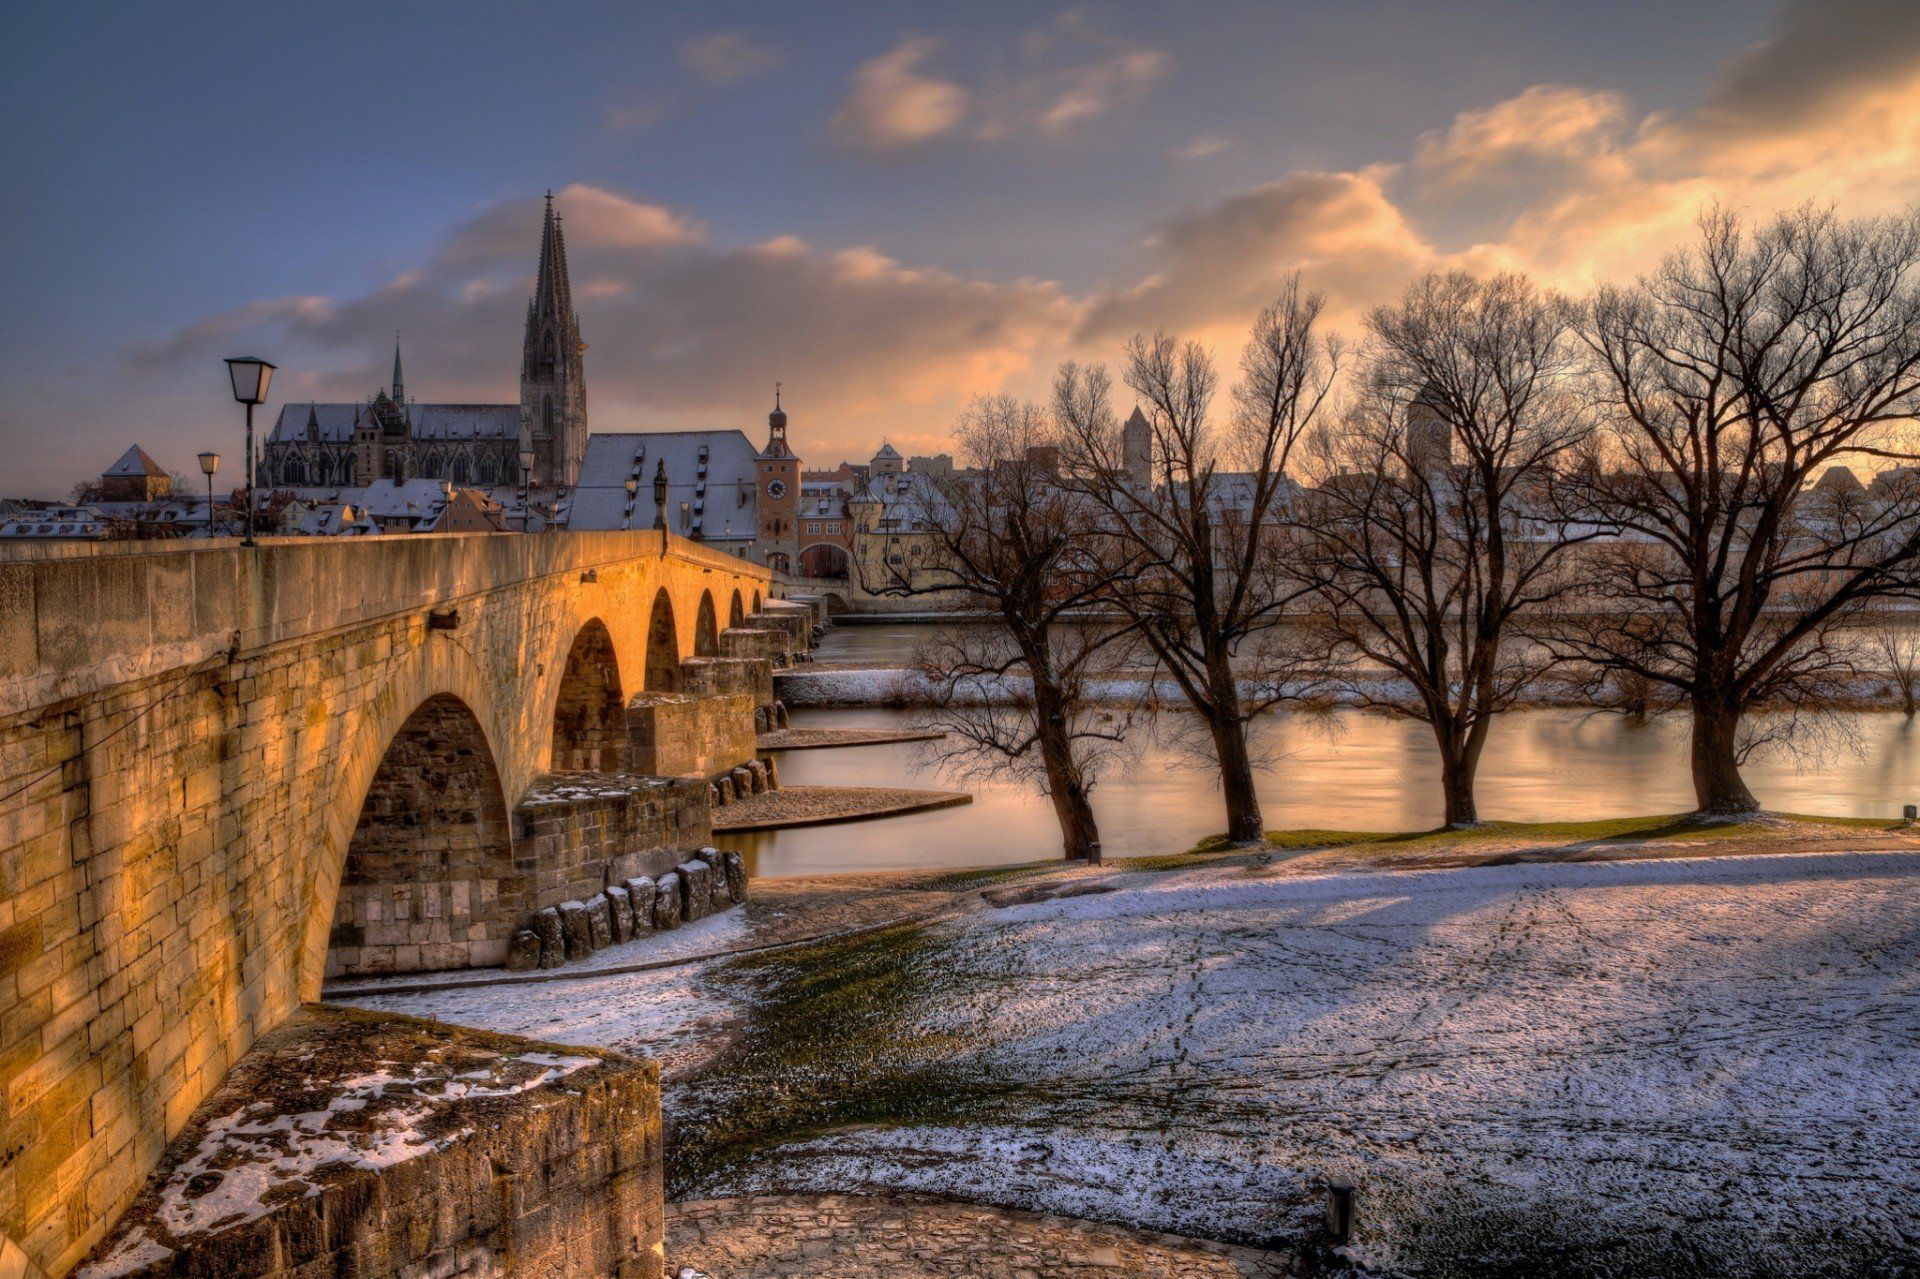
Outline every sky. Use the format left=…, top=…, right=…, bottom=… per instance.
left=3, top=0, right=1919, bottom=497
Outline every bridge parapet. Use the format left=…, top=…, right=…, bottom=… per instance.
left=0, top=530, right=771, bottom=1277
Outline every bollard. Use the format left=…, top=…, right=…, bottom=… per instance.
left=1324, top=1180, right=1355, bottom=1244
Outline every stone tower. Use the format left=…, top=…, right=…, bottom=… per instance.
left=520, top=192, right=588, bottom=489
left=1406, top=381, right=1455, bottom=474
left=1122, top=406, right=1152, bottom=486
left=755, top=386, right=801, bottom=572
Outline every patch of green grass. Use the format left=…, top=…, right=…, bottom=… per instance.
left=1153, top=812, right=1911, bottom=866
left=666, top=922, right=1021, bottom=1195
left=924, top=862, right=1060, bottom=889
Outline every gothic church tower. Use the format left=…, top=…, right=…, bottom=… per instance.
left=520, top=192, right=588, bottom=488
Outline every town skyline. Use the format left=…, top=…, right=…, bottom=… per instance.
left=5, top=0, right=1919, bottom=498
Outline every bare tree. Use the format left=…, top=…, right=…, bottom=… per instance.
left=873, top=396, right=1132, bottom=861
left=1863, top=615, right=1920, bottom=714
left=1552, top=207, right=1920, bottom=814
left=1055, top=279, right=1340, bottom=842
left=1295, top=272, right=1594, bottom=827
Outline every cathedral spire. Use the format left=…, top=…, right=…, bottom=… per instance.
left=530, top=191, right=574, bottom=330
left=391, top=333, right=404, bottom=402
left=521, top=189, right=588, bottom=488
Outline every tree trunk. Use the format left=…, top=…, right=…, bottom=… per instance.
left=1208, top=714, right=1264, bottom=843
left=1033, top=679, right=1102, bottom=861
left=1203, top=651, right=1263, bottom=843
left=1437, top=743, right=1479, bottom=828
left=1689, top=695, right=1760, bottom=815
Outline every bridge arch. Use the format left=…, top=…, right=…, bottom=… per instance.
left=298, top=639, right=506, bottom=999
left=729, top=589, right=744, bottom=627
left=324, top=692, right=516, bottom=980
left=549, top=617, right=627, bottom=772
left=752, top=589, right=763, bottom=613
left=694, top=591, right=719, bottom=657
left=644, top=587, right=679, bottom=691
left=799, top=541, right=850, bottom=579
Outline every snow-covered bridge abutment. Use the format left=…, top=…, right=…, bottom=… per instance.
left=0, top=530, right=819, bottom=1278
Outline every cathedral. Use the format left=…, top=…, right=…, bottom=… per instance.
left=264, top=192, right=588, bottom=490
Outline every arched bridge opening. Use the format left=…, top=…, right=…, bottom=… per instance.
left=326, top=694, right=520, bottom=980
left=550, top=617, right=627, bottom=772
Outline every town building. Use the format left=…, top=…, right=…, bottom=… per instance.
left=264, top=193, right=588, bottom=492
left=567, top=395, right=801, bottom=569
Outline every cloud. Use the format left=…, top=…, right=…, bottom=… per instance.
left=680, top=31, right=784, bottom=86
left=831, top=17, right=1168, bottom=154
left=1171, top=134, right=1231, bottom=162
left=125, top=0, right=1920, bottom=488
left=138, top=184, right=1079, bottom=468
left=603, top=94, right=668, bottom=134
left=1085, top=0, right=1920, bottom=339
left=1081, top=170, right=1437, bottom=342
left=830, top=37, right=970, bottom=154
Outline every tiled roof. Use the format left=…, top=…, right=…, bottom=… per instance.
left=104, top=444, right=167, bottom=477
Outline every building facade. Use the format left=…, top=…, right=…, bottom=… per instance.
left=567, top=395, right=803, bottom=570
left=265, top=194, right=588, bottom=491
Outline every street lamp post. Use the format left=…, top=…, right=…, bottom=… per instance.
left=518, top=446, right=537, bottom=532
left=623, top=477, right=638, bottom=530
left=197, top=452, right=220, bottom=540
left=222, top=357, right=276, bottom=547
left=652, top=460, right=667, bottom=532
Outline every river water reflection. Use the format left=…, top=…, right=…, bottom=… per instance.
left=729, top=624, right=1920, bottom=878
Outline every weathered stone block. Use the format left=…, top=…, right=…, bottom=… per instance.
left=678, top=861, right=712, bottom=923
left=721, top=850, right=748, bottom=903
left=763, top=756, right=779, bottom=790
left=652, top=873, right=682, bottom=932
left=694, top=850, right=729, bottom=911
left=505, top=929, right=541, bottom=972
left=532, top=907, right=566, bottom=969
left=586, top=893, right=614, bottom=951
left=559, top=900, right=595, bottom=958
left=605, top=886, right=632, bottom=944
left=72, top=1008, right=666, bottom=1279
left=623, top=877, right=657, bottom=937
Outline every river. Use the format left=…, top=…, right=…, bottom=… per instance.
left=729, top=623, right=1920, bottom=877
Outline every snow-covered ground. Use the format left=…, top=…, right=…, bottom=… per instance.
left=352, top=851, right=1920, bottom=1277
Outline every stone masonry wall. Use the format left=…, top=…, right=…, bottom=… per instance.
left=514, top=775, right=713, bottom=908
left=677, top=656, right=774, bottom=709
left=74, top=1006, right=664, bottom=1279
left=0, top=532, right=769, bottom=1277
left=624, top=692, right=756, bottom=779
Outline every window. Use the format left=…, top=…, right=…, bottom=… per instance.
left=807, top=522, right=820, bottom=534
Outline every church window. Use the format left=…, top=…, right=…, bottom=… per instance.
left=284, top=457, right=306, bottom=485
left=479, top=455, right=497, bottom=484
left=451, top=454, right=471, bottom=485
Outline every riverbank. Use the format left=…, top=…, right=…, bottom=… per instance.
left=777, top=662, right=1917, bottom=713
left=346, top=831, right=1920, bottom=1278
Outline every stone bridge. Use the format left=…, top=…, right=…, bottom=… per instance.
left=0, top=530, right=816, bottom=1278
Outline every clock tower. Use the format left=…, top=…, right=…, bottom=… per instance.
left=755, top=385, right=802, bottom=573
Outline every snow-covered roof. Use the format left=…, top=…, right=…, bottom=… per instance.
left=269, top=402, right=521, bottom=445
left=103, top=445, right=167, bottom=477
left=569, top=430, right=760, bottom=541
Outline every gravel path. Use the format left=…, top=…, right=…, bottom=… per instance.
left=666, top=1193, right=1300, bottom=1278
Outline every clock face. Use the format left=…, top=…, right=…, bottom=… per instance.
left=766, top=479, right=788, bottom=499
